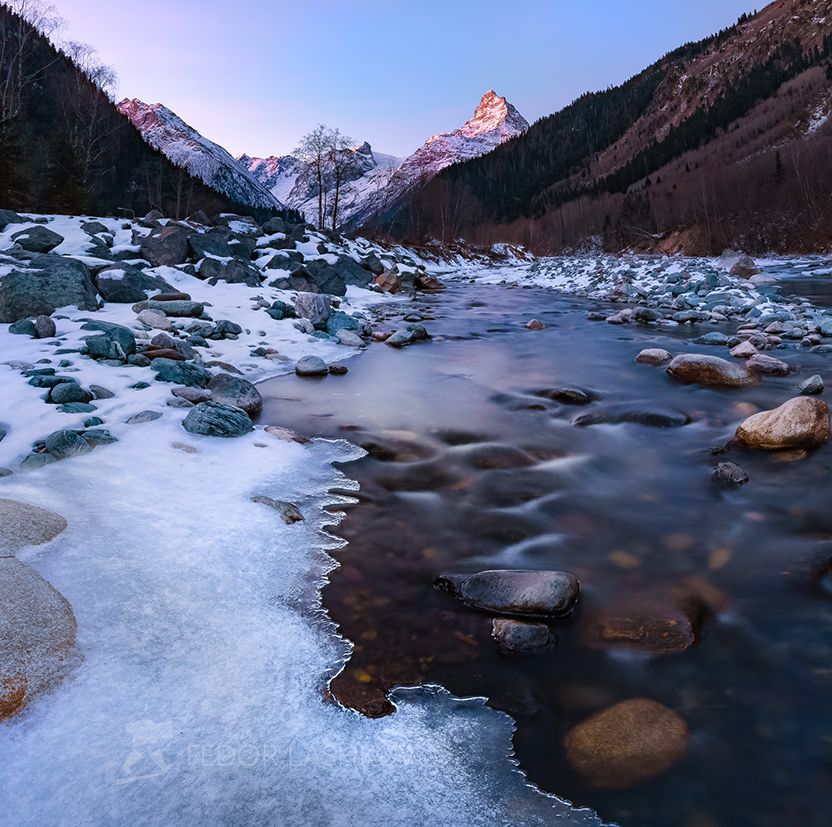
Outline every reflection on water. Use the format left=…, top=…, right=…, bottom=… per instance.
left=260, top=281, right=832, bottom=827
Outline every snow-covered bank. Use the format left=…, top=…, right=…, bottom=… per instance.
left=0, top=213, right=607, bottom=825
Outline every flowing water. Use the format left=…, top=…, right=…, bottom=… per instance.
left=259, top=277, right=832, bottom=827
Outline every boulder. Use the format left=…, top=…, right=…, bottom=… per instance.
left=10, top=225, right=64, bottom=254
left=375, top=269, right=402, bottom=294
left=746, top=353, right=790, bottom=376
left=188, top=233, right=234, bottom=261
left=0, top=209, right=23, bottom=231
left=294, top=355, right=329, bottom=376
left=636, top=348, right=672, bottom=366
left=666, top=354, right=754, bottom=387
left=182, top=401, right=254, bottom=438
left=434, top=570, right=580, bottom=618
left=798, top=375, right=824, bottom=395
left=0, top=558, right=77, bottom=719
left=261, top=217, right=288, bottom=235
left=33, top=315, right=56, bottom=339
left=152, top=358, right=212, bottom=388
left=140, top=225, right=193, bottom=267
left=81, top=220, right=109, bottom=237
left=563, top=699, right=690, bottom=788
left=573, top=404, right=689, bottom=429
left=0, top=256, right=98, bottom=322
left=197, top=257, right=261, bottom=287
left=9, top=319, right=36, bottom=336
left=85, top=325, right=136, bottom=360
left=415, top=272, right=445, bottom=290
left=729, top=254, right=760, bottom=278
left=729, top=341, right=758, bottom=359
left=336, top=329, right=364, bottom=347
left=213, top=214, right=264, bottom=237
left=49, top=383, right=93, bottom=405
left=385, top=330, right=415, bottom=347
left=96, top=264, right=173, bottom=304
left=736, top=397, right=831, bottom=450
left=207, top=374, right=262, bottom=416
left=491, top=618, right=555, bottom=654
left=140, top=299, right=204, bottom=318
left=0, top=499, right=67, bottom=555
left=137, top=309, right=173, bottom=331
left=361, top=252, right=385, bottom=276
left=44, top=430, right=93, bottom=460
left=294, top=293, right=332, bottom=325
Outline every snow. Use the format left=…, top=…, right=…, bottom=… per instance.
left=0, top=213, right=608, bottom=826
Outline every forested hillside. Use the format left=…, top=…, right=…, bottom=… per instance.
left=0, top=2, right=280, bottom=220
left=402, top=0, right=832, bottom=255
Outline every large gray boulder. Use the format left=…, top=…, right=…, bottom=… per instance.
left=139, top=225, right=192, bottom=267
left=0, top=557, right=77, bottom=719
left=207, top=373, right=262, bottom=416
left=736, top=397, right=831, bottom=449
left=666, top=354, right=754, bottom=387
left=0, top=256, right=98, bottom=322
left=435, top=570, right=580, bottom=618
left=294, top=293, right=332, bottom=325
left=152, top=358, right=212, bottom=388
left=213, top=214, right=263, bottom=237
left=0, top=210, right=23, bottom=231
left=10, top=226, right=64, bottom=254
left=96, top=263, right=174, bottom=304
left=197, top=257, right=261, bottom=287
left=44, top=430, right=93, bottom=460
left=188, top=233, right=234, bottom=261
left=182, top=401, right=254, bottom=437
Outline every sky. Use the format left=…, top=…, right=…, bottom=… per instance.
left=48, top=0, right=758, bottom=159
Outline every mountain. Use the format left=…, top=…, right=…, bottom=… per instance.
left=119, top=99, right=286, bottom=211
left=418, top=0, right=832, bottom=254
left=241, top=91, right=527, bottom=229
left=0, top=4, right=258, bottom=219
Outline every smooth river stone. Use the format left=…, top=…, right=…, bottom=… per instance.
left=736, top=396, right=831, bottom=450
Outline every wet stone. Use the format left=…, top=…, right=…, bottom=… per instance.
left=492, top=619, right=556, bottom=654
left=712, top=461, right=749, bottom=487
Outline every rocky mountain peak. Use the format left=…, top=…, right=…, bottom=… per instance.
left=460, top=90, right=529, bottom=138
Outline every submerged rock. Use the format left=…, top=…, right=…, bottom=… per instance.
left=434, top=570, right=580, bottom=618
left=798, top=374, right=824, bottom=395
left=712, top=462, right=749, bottom=487
left=563, top=699, right=690, bottom=789
left=491, top=618, right=555, bottom=654
left=736, top=397, right=831, bottom=450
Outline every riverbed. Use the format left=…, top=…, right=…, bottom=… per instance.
left=260, top=276, right=832, bottom=827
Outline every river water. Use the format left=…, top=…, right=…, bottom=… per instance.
left=260, top=275, right=832, bottom=827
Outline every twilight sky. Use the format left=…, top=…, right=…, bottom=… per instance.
left=51, top=0, right=755, bottom=159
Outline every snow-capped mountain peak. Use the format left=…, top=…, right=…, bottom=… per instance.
left=457, top=89, right=529, bottom=139
left=119, top=99, right=285, bottom=211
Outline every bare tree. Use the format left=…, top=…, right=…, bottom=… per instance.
left=327, top=128, right=358, bottom=230
left=0, top=0, right=64, bottom=122
left=293, top=124, right=331, bottom=228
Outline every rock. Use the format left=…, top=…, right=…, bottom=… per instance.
left=582, top=597, right=700, bottom=654
left=49, top=383, right=93, bottom=405
left=491, top=619, right=555, bottom=654
left=329, top=363, right=348, bottom=375
left=151, top=332, right=176, bottom=350
left=694, top=331, right=729, bottom=345
left=152, top=358, right=212, bottom=388
left=415, top=272, right=445, bottom=290
left=0, top=499, right=67, bottom=555
left=207, top=374, right=262, bottom=416
left=172, top=442, right=198, bottom=453
left=145, top=348, right=184, bottom=362
left=0, top=209, right=23, bottom=230
left=172, top=386, right=211, bottom=403
left=9, top=319, right=37, bottom=336
left=153, top=292, right=192, bottom=302
left=798, top=375, right=824, bottom=395
left=361, top=252, right=385, bottom=276
left=746, top=353, right=790, bottom=376
left=295, top=355, right=329, bottom=376
left=0, top=557, right=77, bottom=719
left=264, top=426, right=310, bottom=445
left=531, top=388, right=591, bottom=405
left=188, top=233, right=234, bottom=260
left=636, top=348, right=672, bottom=366
left=137, top=309, right=174, bottom=331
left=139, top=225, right=192, bottom=267
left=85, top=325, right=136, bottom=360
left=33, top=315, right=56, bottom=339
left=168, top=398, right=194, bottom=408
left=736, top=397, right=831, bottom=450
left=126, top=411, right=163, bottom=424
left=712, top=461, right=749, bottom=487
left=573, top=404, right=690, bottom=429
left=42, top=430, right=93, bottom=460
left=141, top=300, right=204, bottom=318
left=57, top=402, right=96, bottom=414
left=250, top=496, right=305, bottom=524
left=434, top=570, right=580, bottom=619
left=89, top=385, right=115, bottom=400
left=525, top=319, right=545, bottom=330
left=0, top=256, right=98, bottom=322
left=563, top=699, right=690, bottom=789
left=96, top=264, right=173, bottom=304
left=729, top=254, right=760, bottom=278
left=81, top=220, right=109, bottom=237
left=19, top=453, right=58, bottom=471
left=213, top=214, right=263, bottom=237
left=631, top=307, right=662, bottom=323
left=294, top=293, right=332, bottom=324
left=182, top=401, right=254, bottom=438
left=375, top=269, right=402, bottom=294
left=667, top=354, right=754, bottom=387
left=336, top=329, right=364, bottom=348
left=10, top=225, right=64, bottom=254
left=385, top=330, right=415, bottom=347
left=729, top=341, right=758, bottom=359
left=197, top=257, right=261, bottom=287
